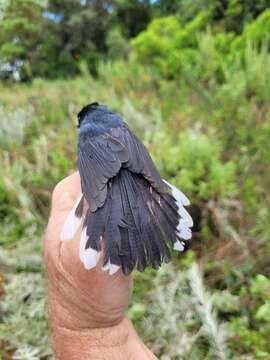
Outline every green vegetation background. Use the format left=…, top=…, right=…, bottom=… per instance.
left=0, top=1, right=270, bottom=359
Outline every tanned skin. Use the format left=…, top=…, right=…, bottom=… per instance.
left=44, top=172, right=157, bottom=360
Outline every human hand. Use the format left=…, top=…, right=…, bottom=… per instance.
left=44, top=172, right=157, bottom=359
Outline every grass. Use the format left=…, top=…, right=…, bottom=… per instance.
left=0, top=63, right=269, bottom=359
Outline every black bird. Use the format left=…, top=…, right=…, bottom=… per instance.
left=61, top=102, right=193, bottom=275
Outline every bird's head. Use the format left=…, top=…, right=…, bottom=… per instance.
left=77, top=102, right=122, bottom=137
left=77, top=102, right=100, bottom=128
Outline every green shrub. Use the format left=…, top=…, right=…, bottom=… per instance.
left=229, top=275, right=270, bottom=358
left=153, top=130, right=237, bottom=200
left=132, top=12, right=210, bottom=78
left=232, top=8, right=270, bottom=52
left=1, top=14, right=270, bottom=355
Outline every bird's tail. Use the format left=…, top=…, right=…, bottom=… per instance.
left=61, top=169, right=193, bottom=275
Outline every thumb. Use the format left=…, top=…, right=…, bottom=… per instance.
left=44, top=172, right=81, bottom=263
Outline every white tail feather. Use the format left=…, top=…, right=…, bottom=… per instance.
left=79, top=228, right=119, bottom=274
left=174, top=240, right=185, bottom=251
left=163, top=179, right=190, bottom=206
left=163, top=179, right=193, bottom=241
left=178, top=227, right=192, bottom=240
left=102, top=259, right=120, bottom=275
left=79, top=227, right=88, bottom=262
left=83, top=247, right=100, bottom=270
left=79, top=226, right=119, bottom=274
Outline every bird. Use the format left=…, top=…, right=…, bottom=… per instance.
left=60, top=102, right=193, bottom=275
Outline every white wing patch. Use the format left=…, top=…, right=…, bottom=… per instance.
left=163, top=180, right=193, bottom=251
left=60, top=194, right=84, bottom=241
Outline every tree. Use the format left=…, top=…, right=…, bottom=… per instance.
left=154, top=0, right=270, bottom=33
left=0, top=0, right=45, bottom=79
left=222, top=0, right=270, bottom=33
left=113, top=0, right=153, bottom=38
left=45, top=0, right=114, bottom=76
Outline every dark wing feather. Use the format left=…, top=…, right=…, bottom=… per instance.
left=78, top=123, right=167, bottom=212
left=78, top=133, right=128, bottom=212
left=112, top=125, right=167, bottom=193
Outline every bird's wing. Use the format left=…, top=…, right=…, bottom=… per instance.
left=112, top=125, right=167, bottom=193
left=78, top=132, right=128, bottom=212
left=78, top=124, right=167, bottom=212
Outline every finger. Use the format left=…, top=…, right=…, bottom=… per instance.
left=60, top=230, right=133, bottom=317
left=60, top=231, right=122, bottom=280
left=51, top=172, right=81, bottom=213
left=44, top=172, right=81, bottom=262
left=60, top=224, right=131, bottom=287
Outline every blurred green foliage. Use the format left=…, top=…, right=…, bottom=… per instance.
left=0, top=1, right=270, bottom=359
left=132, top=8, right=270, bottom=81
left=1, top=0, right=270, bottom=79
left=0, top=0, right=45, bottom=79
